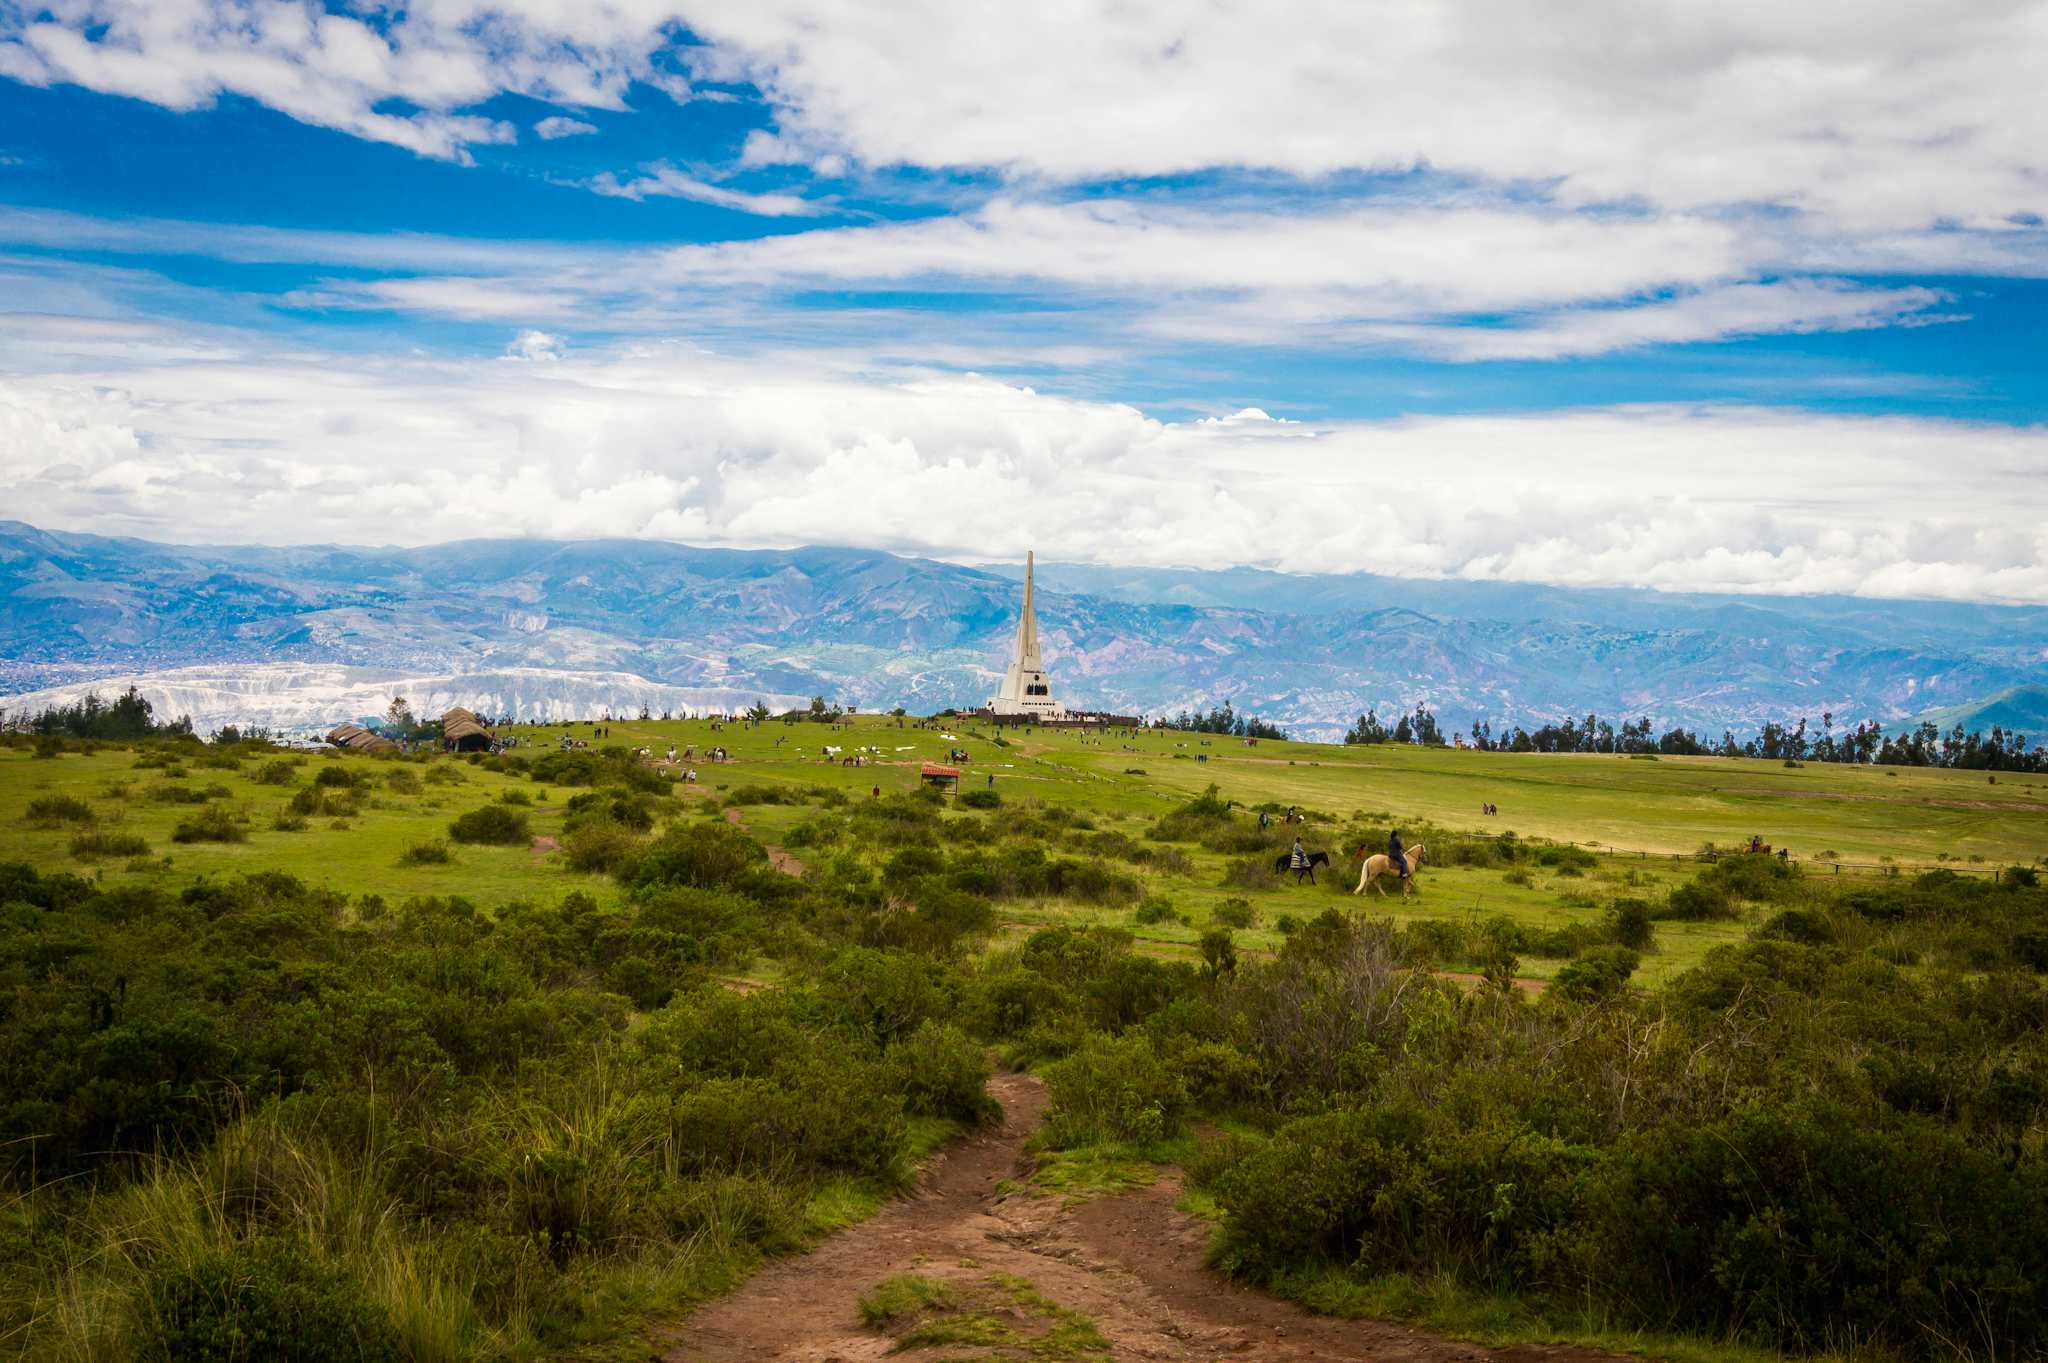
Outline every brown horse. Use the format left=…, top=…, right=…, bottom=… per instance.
left=1352, top=843, right=1426, bottom=896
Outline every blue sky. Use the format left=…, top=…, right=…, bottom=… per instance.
left=1, top=2, right=2045, bottom=602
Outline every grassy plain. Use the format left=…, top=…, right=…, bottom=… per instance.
left=3, top=714, right=2042, bottom=989
left=5, top=717, right=2047, bottom=1362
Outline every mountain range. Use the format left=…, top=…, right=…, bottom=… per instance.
left=1, top=520, right=2043, bottom=741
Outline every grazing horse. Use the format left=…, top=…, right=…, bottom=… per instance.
left=1352, top=843, right=1427, bottom=897
left=1274, top=850, right=1331, bottom=884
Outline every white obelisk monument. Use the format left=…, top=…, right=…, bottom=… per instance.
left=989, top=550, right=1066, bottom=720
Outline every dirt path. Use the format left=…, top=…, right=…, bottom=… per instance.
left=722, top=806, right=808, bottom=877
left=662, top=1072, right=1622, bottom=1363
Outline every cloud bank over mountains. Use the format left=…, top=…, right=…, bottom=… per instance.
left=4, top=323, right=2043, bottom=603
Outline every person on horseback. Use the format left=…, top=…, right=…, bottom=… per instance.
left=1388, top=829, right=1409, bottom=880
left=1290, top=835, right=1307, bottom=872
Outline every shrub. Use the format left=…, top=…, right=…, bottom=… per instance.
left=26, top=794, right=96, bottom=825
left=172, top=808, right=248, bottom=843
left=960, top=787, right=1001, bottom=809
left=883, top=1020, right=999, bottom=1123
left=1220, top=856, right=1277, bottom=890
left=286, top=786, right=358, bottom=819
left=312, top=766, right=359, bottom=789
left=32, top=736, right=65, bottom=759
left=70, top=829, right=150, bottom=859
left=1551, top=945, right=1641, bottom=1001
left=1607, top=898, right=1655, bottom=950
left=253, top=759, right=300, bottom=785
left=563, top=789, right=655, bottom=833
left=447, top=804, right=531, bottom=846
left=1587, top=1099, right=2048, bottom=1353
left=1211, top=898, right=1256, bottom=929
left=1041, top=1032, right=1188, bottom=1147
left=499, top=787, right=532, bottom=806
left=271, top=812, right=308, bottom=832
left=397, top=840, right=453, bottom=865
left=1200, top=927, right=1237, bottom=978
left=564, top=819, right=643, bottom=873
left=1149, top=784, right=1234, bottom=842
left=624, top=822, right=769, bottom=892
left=1133, top=896, right=1185, bottom=926
left=138, top=1237, right=403, bottom=1363
left=1659, top=878, right=1734, bottom=920
left=1535, top=844, right=1599, bottom=872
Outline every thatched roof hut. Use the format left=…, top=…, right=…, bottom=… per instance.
left=441, top=707, right=493, bottom=752
left=327, top=723, right=399, bottom=753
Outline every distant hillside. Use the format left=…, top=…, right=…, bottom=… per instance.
left=1915, top=685, right=2048, bottom=739
left=2, top=520, right=2043, bottom=739
left=0, top=664, right=809, bottom=736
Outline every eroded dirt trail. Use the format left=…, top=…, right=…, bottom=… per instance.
left=663, top=1072, right=1623, bottom=1363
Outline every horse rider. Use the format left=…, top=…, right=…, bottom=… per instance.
left=1388, top=828, right=1409, bottom=881
left=1290, top=835, right=1308, bottom=872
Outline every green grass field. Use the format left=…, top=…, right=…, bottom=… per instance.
left=5, top=715, right=2042, bottom=988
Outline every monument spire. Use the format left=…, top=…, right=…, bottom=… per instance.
left=989, top=548, right=1063, bottom=719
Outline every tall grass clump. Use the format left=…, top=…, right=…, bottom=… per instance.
left=71, top=829, right=150, bottom=860
left=26, top=794, right=96, bottom=825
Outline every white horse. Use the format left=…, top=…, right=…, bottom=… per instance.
left=1352, top=843, right=1426, bottom=897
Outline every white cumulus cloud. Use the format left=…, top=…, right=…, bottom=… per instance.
left=533, top=115, right=597, bottom=140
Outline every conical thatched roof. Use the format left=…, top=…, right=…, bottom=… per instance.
left=443, top=718, right=491, bottom=745
left=327, top=723, right=399, bottom=752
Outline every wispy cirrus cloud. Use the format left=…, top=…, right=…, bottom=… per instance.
left=587, top=163, right=825, bottom=216
left=0, top=201, right=1986, bottom=360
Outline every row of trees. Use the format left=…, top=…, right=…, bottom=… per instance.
left=1150, top=701, right=1288, bottom=740
left=1346, top=703, right=2045, bottom=772
left=0, top=686, right=192, bottom=739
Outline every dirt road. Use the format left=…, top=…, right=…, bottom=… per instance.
left=663, top=1072, right=1623, bottom=1363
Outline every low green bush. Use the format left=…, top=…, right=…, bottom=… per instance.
left=397, top=840, right=453, bottom=865
left=172, top=808, right=248, bottom=843
left=563, top=819, right=643, bottom=873
left=252, top=759, right=300, bottom=785
left=1041, top=1032, right=1187, bottom=1147
left=1551, top=945, right=1641, bottom=1001
left=882, top=1019, right=999, bottom=1123
left=1210, top=897, right=1256, bottom=929
left=447, top=805, right=531, bottom=846
left=1133, top=896, right=1185, bottom=926
left=138, top=1236, right=404, bottom=1363
left=960, top=787, right=1001, bottom=809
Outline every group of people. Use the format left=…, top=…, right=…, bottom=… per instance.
left=1278, top=821, right=1411, bottom=883
left=1482, top=802, right=1499, bottom=815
